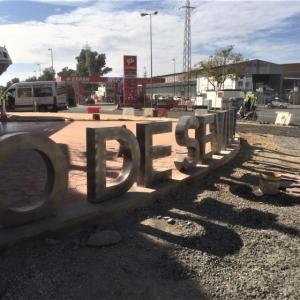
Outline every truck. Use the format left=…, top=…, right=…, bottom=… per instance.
left=4, top=81, right=68, bottom=112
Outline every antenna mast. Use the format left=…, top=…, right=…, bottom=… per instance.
left=181, top=0, right=195, bottom=73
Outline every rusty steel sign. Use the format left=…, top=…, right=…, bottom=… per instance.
left=0, top=110, right=236, bottom=227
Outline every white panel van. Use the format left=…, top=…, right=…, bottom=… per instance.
left=5, top=81, right=68, bottom=112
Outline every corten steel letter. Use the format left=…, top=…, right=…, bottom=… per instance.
left=87, top=126, right=140, bottom=202
left=214, top=111, right=226, bottom=152
left=195, top=114, right=216, bottom=163
left=233, top=108, right=237, bottom=137
left=0, top=133, right=68, bottom=227
left=174, top=116, right=200, bottom=171
left=213, top=111, right=227, bottom=151
left=210, top=114, right=220, bottom=154
left=228, top=109, right=235, bottom=143
left=224, top=110, right=228, bottom=145
left=136, top=121, right=172, bottom=187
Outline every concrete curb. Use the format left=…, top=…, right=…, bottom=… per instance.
left=8, top=112, right=176, bottom=123
left=0, top=139, right=240, bottom=249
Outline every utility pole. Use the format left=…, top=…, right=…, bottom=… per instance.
left=172, top=58, right=176, bottom=97
left=48, top=48, right=54, bottom=74
left=144, top=67, right=147, bottom=108
left=181, top=0, right=195, bottom=100
left=141, top=11, right=158, bottom=108
left=37, top=63, right=42, bottom=77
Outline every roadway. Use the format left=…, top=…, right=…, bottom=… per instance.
left=0, top=121, right=69, bottom=136
left=66, top=105, right=300, bottom=126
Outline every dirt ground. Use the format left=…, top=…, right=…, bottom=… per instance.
left=0, top=124, right=299, bottom=300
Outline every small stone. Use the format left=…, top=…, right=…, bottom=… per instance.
left=167, top=218, right=176, bottom=225
left=0, top=276, right=7, bottom=297
left=157, top=216, right=162, bottom=219
left=163, top=216, right=170, bottom=220
left=187, top=222, right=192, bottom=226
left=87, top=230, right=122, bottom=247
left=44, top=238, right=60, bottom=246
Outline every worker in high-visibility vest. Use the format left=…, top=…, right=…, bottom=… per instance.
left=250, top=92, right=258, bottom=111
left=244, top=91, right=253, bottom=112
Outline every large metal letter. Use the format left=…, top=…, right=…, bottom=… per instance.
left=196, top=114, right=216, bottom=163
left=0, top=133, right=68, bottom=227
left=136, top=121, right=172, bottom=187
left=87, top=126, right=140, bottom=202
left=174, top=116, right=200, bottom=171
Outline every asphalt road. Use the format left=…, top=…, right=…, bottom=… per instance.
left=67, top=105, right=300, bottom=126
left=0, top=121, right=69, bottom=136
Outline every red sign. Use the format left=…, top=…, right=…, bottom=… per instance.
left=124, top=55, right=137, bottom=75
left=123, top=55, right=137, bottom=106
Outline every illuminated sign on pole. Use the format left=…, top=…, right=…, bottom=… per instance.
left=123, top=55, right=138, bottom=106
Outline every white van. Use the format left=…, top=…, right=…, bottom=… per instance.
left=5, top=81, right=68, bottom=112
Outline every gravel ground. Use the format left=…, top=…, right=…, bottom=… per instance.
left=0, top=124, right=299, bottom=300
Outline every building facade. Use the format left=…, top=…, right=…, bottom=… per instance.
left=152, top=59, right=300, bottom=104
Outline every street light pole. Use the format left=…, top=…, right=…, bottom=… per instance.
left=141, top=11, right=158, bottom=108
left=172, top=58, right=176, bottom=97
left=48, top=48, right=54, bottom=75
left=37, top=63, right=42, bottom=77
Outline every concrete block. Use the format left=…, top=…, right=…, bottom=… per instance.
left=122, top=107, right=135, bottom=116
left=144, top=108, right=155, bottom=117
left=195, top=109, right=208, bottom=116
left=100, top=104, right=118, bottom=111
left=275, top=112, right=293, bottom=126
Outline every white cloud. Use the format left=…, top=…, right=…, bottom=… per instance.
left=1, top=0, right=300, bottom=84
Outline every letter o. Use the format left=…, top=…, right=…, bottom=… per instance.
left=0, top=133, right=68, bottom=227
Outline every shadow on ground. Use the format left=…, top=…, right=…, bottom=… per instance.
left=0, top=126, right=299, bottom=299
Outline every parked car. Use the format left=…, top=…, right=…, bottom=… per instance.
left=267, top=101, right=288, bottom=109
left=158, top=96, right=167, bottom=101
left=156, top=98, right=177, bottom=110
left=173, top=96, right=181, bottom=101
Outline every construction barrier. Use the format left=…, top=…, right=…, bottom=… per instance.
left=275, top=112, right=293, bottom=126
left=87, top=107, right=100, bottom=114
left=144, top=108, right=155, bottom=117
left=157, top=108, right=168, bottom=117
left=122, top=107, right=136, bottom=116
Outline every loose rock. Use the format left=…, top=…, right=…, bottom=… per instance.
left=167, top=218, right=176, bottom=225
left=87, top=230, right=122, bottom=247
left=0, top=275, right=7, bottom=297
left=44, top=238, right=60, bottom=246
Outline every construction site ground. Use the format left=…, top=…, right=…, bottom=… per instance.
left=0, top=122, right=299, bottom=300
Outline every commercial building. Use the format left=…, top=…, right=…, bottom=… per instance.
left=151, top=59, right=300, bottom=105
left=147, top=72, right=197, bottom=99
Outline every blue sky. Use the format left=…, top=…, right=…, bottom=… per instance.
left=1, top=0, right=300, bottom=85
left=0, top=1, right=73, bottom=23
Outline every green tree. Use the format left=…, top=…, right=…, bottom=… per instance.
left=57, top=67, right=77, bottom=77
left=38, top=67, right=55, bottom=81
left=76, top=48, right=112, bottom=76
left=192, top=45, right=245, bottom=91
left=25, top=76, right=38, bottom=82
left=6, top=77, right=20, bottom=89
